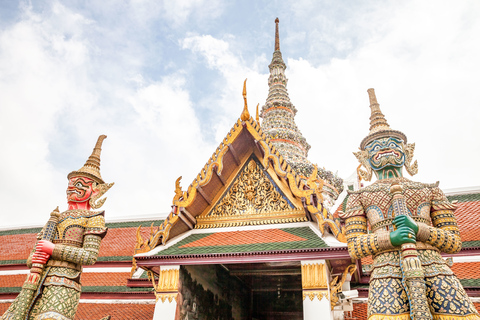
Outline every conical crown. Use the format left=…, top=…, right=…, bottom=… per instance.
left=360, top=89, right=407, bottom=149
left=68, top=135, right=107, bottom=184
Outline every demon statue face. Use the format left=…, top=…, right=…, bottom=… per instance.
left=67, top=176, right=97, bottom=204
left=355, top=137, right=418, bottom=181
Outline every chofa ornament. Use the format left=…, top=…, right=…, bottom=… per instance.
left=1, top=135, right=113, bottom=320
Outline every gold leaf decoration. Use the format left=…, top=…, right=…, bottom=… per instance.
left=209, top=158, right=292, bottom=217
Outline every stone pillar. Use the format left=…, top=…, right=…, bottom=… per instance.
left=152, top=265, right=180, bottom=320
left=301, top=260, right=333, bottom=320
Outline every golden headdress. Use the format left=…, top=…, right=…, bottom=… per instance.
left=68, top=135, right=107, bottom=184
left=359, top=88, right=407, bottom=150
left=355, top=89, right=418, bottom=181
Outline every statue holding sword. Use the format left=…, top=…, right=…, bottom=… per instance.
left=1, top=135, right=113, bottom=320
left=340, top=89, right=479, bottom=320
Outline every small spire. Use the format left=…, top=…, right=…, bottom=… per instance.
left=360, top=89, right=407, bottom=149
left=241, top=79, right=250, bottom=121
left=367, top=88, right=390, bottom=134
left=275, top=18, right=280, bottom=51
left=256, top=103, right=259, bottom=122
left=68, top=135, right=107, bottom=184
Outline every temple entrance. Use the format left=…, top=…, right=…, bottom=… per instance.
left=224, top=262, right=303, bottom=320
left=178, top=262, right=303, bottom=320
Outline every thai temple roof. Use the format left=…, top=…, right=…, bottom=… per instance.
left=260, top=18, right=343, bottom=194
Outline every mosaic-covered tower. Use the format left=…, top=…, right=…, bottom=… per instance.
left=260, top=18, right=343, bottom=206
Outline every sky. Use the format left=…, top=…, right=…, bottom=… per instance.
left=1, top=0, right=479, bottom=228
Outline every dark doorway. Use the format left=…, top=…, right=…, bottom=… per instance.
left=224, top=262, right=303, bottom=320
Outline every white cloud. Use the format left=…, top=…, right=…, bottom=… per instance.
left=1, top=0, right=479, bottom=229
left=286, top=0, right=480, bottom=189
left=181, top=34, right=268, bottom=142
left=0, top=2, right=215, bottom=227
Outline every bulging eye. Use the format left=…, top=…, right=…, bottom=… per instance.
left=374, top=146, right=380, bottom=151
left=75, top=183, right=82, bottom=188
left=389, top=143, right=396, bottom=148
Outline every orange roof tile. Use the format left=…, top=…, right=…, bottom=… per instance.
left=80, top=272, right=130, bottom=287
left=349, top=302, right=367, bottom=320
left=455, top=201, right=480, bottom=242
left=0, top=226, right=155, bottom=262
left=0, top=302, right=155, bottom=320
left=179, top=229, right=307, bottom=248
left=0, top=272, right=131, bottom=289
left=0, top=274, right=24, bottom=288
left=0, top=233, right=37, bottom=262
left=451, top=262, right=480, bottom=280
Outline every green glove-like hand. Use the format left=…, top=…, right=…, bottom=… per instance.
left=393, top=215, right=419, bottom=234
left=390, top=226, right=416, bottom=246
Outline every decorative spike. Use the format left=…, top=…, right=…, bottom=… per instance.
left=275, top=17, right=280, bottom=51
left=367, top=88, right=390, bottom=134
left=256, top=103, right=260, bottom=122
left=68, top=135, right=107, bottom=184
left=360, top=88, right=407, bottom=149
left=260, top=18, right=312, bottom=178
left=241, top=79, right=250, bottom=121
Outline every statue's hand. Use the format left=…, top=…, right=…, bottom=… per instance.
left=390, top=226, right=416, bottom=246
left=32, top=251, right=50, bottom=264
left=393, top=215, right=419, bottom=235
left=36, top=240, right=55, bottom=255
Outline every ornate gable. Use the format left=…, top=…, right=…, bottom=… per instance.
left=134, top=115, right=346, bottom=258
left=196, top=155, right=307, bottom=229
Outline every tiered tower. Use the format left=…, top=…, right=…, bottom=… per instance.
left=260, top=18, right=312, bottom=177
left=260, top=18, right=343, bottom=200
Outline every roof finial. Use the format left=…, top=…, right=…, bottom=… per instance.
left=256, top=103, right=260, bottom=122
left=275, top=18, right=280, bottom=51
left=241, top=79, right=250, bottom=121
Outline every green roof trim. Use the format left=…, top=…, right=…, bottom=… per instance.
left=156, top=227, right=328, bottom=256
left=447, top=193, right=480, bottom=203
left=97, top=256, right=133, bottom=262
left=463, top=241, right=480, bottom=248
left=0, top=287, right=22, bottom=293
left=82, top=286, right=152, bottom=293
left=1, top=256, right=134, bottom=265
left=105, top=220, right=164, bottom=229
left=0, top=228, right=42, bottom=237
left=0, top=286, right=151, bottom=294
left=0, top=259, right=26, bottom=265
left=460, top=279, right=480, bottom=287
left=0, top=220, right=164, bottom=237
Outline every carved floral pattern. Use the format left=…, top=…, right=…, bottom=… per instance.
left=209, top=158, right=291, bottom=217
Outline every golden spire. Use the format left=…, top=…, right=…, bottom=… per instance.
left=241, top=79, right=251, bottom=121
left=68, top=135, right=107, bottom=184
left=256, top=103, right=259, bottom=122
left=367, top=88, right=390, bottom=134
left=360, top=89, right=407, bottom=149
left=275, top=17, right=280, bottom=51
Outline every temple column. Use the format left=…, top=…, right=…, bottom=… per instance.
left=152, top=265, right=180, bottom=320
left=301, top=260, right=333, bottom=320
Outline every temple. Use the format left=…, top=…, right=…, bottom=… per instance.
left=1, top=18, right=480, bottom=320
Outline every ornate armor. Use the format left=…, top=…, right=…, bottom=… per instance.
left=1, top=135, right=113, bottom=320
left=27, top=210, right=107, bottom=319
left=341, top=177, right=477, bottom=319
left=342, top=89, right=479, bottom=320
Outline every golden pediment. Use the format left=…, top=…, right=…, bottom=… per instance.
left=196, top=157, right=307, bottom=228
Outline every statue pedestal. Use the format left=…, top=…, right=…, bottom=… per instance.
left=301, top=260, right=334, bottom=320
